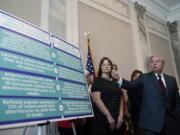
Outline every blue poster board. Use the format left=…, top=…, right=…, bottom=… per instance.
left=0, top=10, right=93, bottom=129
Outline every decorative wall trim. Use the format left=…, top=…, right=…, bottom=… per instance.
left=146, top=15, right=168, bottom=39
left=91, top=0, right=129, bottom=17
left=129, top=0, right=168, bottom=22
left=167, top=21, right=177, bottom=34
left=168, top=21, right=180, bottom=83
left=148, top=29, right=169, bottom=41
left=40, top=0, right=49, bottom=31
left=134, top=2, right=146, bottom=36
left=66, top=0, right=79, bottom=47
left=79, top=0, right=131, bottom=24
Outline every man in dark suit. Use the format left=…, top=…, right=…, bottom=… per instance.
left=113, top=55, right=179, bottom=135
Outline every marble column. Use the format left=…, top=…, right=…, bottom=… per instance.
left=168, top=21, right=180, bottom=83
left=134, top=2, right=150, bottom=71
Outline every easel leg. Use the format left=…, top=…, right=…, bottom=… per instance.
left=70, top=121, right=77, bottom=135
left=22, top=126, right=27, bottom=135
left=37, top=126, right=41, bottom=135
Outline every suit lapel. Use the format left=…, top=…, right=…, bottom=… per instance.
left=164, top=74, right=169, bottom=99
left=150, top=72, right=169, bottom=100
left=149, top=72, right=162, bottom=96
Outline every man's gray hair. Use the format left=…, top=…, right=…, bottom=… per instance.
left=149, top=55, right=165, bottom=63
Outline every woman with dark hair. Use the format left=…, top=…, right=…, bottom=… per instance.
left=131, top=70, right=142, bottom=81
left=128, top=69, right=143, bottom=135
left=91, top=57, right=123, bottom=135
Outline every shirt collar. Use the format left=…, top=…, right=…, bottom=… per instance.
left=154, top=72, right=163, bottom=78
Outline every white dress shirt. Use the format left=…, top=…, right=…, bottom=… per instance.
left=155, top=73, right=166, bottom=88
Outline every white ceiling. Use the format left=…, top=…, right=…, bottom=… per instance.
left=153, top=0, right=180, bottom=11
left=130, top=0, right=180, bottom=22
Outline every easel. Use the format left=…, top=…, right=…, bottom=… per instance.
left=37, top=121, right=50, bottom=135
left=22, top=121, right=50, bottom=135
left=70, top=120, right=77, bottom=135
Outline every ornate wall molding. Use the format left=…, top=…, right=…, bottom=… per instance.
left=135, top=2, right=146, bottom=20
left=167, top=21, right=177, bottom=33
left=90, top=0, right=130, bottom=18
left=134, top=2, right=150, bottom=71
left=49, top=0, right=67, bottom=39
left=134, top=2, right=146, bottom=36
left=168, top=21, right=180, bottom=83
left=146, top=16, right=168, bottom=37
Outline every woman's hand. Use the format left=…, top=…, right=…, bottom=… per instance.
left=106, top=113, right=115, bottom=130
left=116, top=115, right=124, bottom=129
